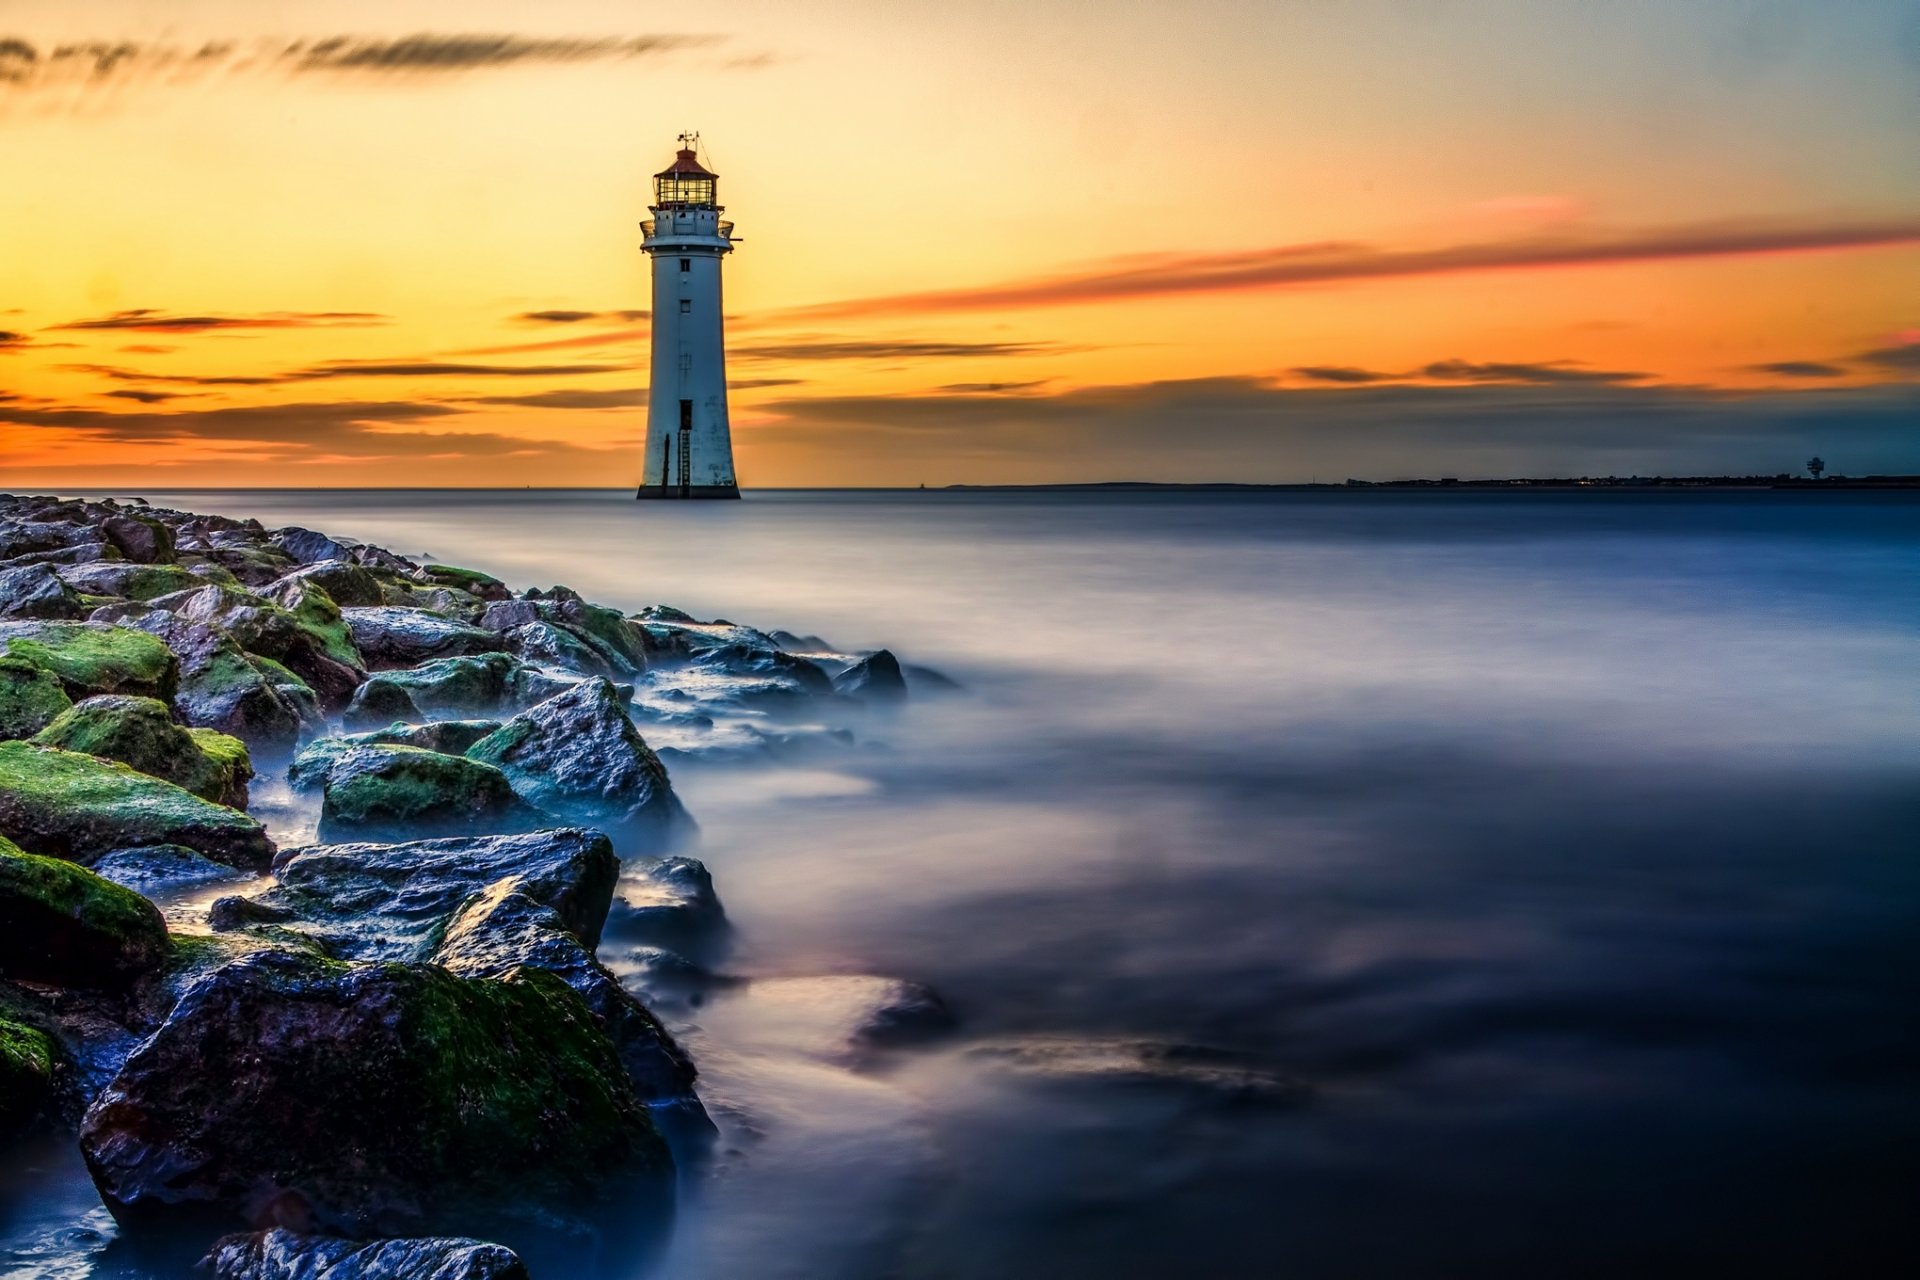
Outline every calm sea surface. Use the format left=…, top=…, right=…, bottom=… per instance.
left=7, top=489, right=1919, bottom=1278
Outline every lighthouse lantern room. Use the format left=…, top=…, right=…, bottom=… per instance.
left=636, top=133, right=740, bottom=499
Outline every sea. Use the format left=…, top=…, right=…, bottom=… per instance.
left=4, top=488, right=1918, bottom=1279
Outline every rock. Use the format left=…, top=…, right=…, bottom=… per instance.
left=200, top=544, right=297, bottom=587
left=271, top=527, right=355, bottom=566
left=150, top=583, right=365, bottom=714
left=317, top=745, right=539, bottom=842
left=0, top=1014, right=54, bottom=1136
left=234, top=828, right=618, bottom=960
left=0, top=539, right=119, bottom=568
left=125, top=612, right=321, bottom=749
left=287, top=720, right=500, bottom=791
left=100, top=513, right=175, bottom=565
left=417, top=564, right=511, bottom=602
left=55, top=560, right=206, bottom=602
left=340, top=678, right=422, bottom=731
left=343, top=607, right=506, bottom=670
left=271, top=560, right=385, bottom=608
left=33, top=694, right=252, bottom=806
left=688, top=642, right=837, bottom=712
left=499, top=621, right=616, bottom=677
left=608, top=855, right=725, bottom=949
left=834, top=649, right=908, bottom=703
left=0, top=561, right=85, bottom=620
left=202, top=1228, right=529, bottom=1280
left=0, top=620, right=179, bottom=701
left=466, top=679, right=684, bottom=847
left=80, top=951, right=664, bottom=1235
left=432, top=883, right=700, bottom=1109
left=0, top=742, right=274, bottom=868
left=91, top=844, right=249, bottom=895
left=0, top=833, right=171, bottom=988
left=349, top=652, right=585, bottom=721
left=0, top=653, right=72, bottom=739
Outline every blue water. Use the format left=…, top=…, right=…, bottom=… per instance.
left=9, top=489, right=1920, bottom=1278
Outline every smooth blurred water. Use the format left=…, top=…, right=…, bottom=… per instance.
left=17, top=488, right=1920, bottom=1278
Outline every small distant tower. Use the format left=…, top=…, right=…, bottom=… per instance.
left=636, top=133, right=740, bottom=499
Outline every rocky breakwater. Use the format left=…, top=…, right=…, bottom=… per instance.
left=0, top=492, right=947, bottom=1276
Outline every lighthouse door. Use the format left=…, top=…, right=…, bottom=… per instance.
left=677, top=399, right=694, bottom=496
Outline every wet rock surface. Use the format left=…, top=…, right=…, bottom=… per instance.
left=80, top=951, right=664, bottom=1235
left=0, top=834, right=170, bottom=990
left=316, top=744, right=539, bottom=842
left=203, top=1227, right=531, bottom=1280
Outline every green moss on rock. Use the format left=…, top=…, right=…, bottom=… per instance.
left=0, top=655, right=72, bottom=740
left=0, top=1013, right=54, bottom=1136
left=0, top=741, right=273, bottom=868
left=0, top=622, right=179, bottom=702
left=32, top=695, right=251, bottom=806
left=55, top=561, right=205, bottom=602
left=318, top=744, right=535, bottom=841
left=80, top=953, right=663, bottom=1234
left=0, top=832, right=170, bottom=988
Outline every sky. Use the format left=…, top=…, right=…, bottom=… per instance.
left=2, top=0, right=1918, bottom=487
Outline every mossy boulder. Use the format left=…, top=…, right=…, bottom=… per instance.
left=151, top=583, right=364, bottom=713
left=0, top=621, right=179, bottom=702
left=80, top=952, right=665, bottom=1235
left=127, top=612, right=321, bottom=749
left=0, top=833, right=170, bottom=988
left=480, top=599, right=648, bottom=675
left=1, top=1014, right=55, bottom=1136
left=287, top=720, right=500, bottom=791
left=419, top=564, right=511, bottom=601
left=56, top=561, right=206, bottom=602
left=270, top=559, right=384, bottom=608
left=0, top=654, right=72, bottom=740
left=0, top=742, right=274, bottom=868
left=100, top=513, right=175, bottom=565
left=33, top=695, right=252, bottom=807
left=317, top=744, right=539, bottom=842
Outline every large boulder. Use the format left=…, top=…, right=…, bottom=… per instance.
left=288, top=720, right=501, bottom=791
left=0, top=1014, right=54, bottom=1136
left=270, top=526, right=355, bottom=566
left=0, top=621, right=179, bottom=702
left=0, top=833, right=170, bottom=989
left=100, top=513, right=175, bottom=565
left=834, top=649, right=908, bottom=703
left=124, top=612, right=321, bottom=749
left=342, top=607, right=506, bottom=671
left=202, top=1228, right=529, bottom=1280
left=216, top=828, right=618, bottom=960
left=149, top=583, right=365, bottom=713
left=80, top=953, right=665, bottom=1235
left=0, top=561, right=85, bottom=620
left=417, top=564, right=511, bottom=602
left=271, top=559, right=385, bottom=608
left=0, top=742, right=274, bottom=868
left=0, top=653, right=72, bottom=739
left=466, top=679, right=684, bottom=846
left=340, top=678, right=421, bottom=731
left=432, top=884, right=701, bottom=1113
left=316, top=745, right=539, bottom=842
left=33, top=694, right=252, bottom=807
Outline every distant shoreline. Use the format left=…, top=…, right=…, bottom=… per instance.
left=938, top=476, right=1920, bottom=492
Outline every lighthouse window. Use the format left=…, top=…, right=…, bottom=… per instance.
left=679, top=299, right=692, bottom=313
left=679, top=258, right=691, bottom=272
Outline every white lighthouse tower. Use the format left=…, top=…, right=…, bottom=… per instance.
left=636, top=133, right=740, bottom=499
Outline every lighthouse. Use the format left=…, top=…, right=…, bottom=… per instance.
left=636, top=133, right=740, bottom=499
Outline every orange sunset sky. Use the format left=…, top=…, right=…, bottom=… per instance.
left=3, top=0, right=1919, bottom=487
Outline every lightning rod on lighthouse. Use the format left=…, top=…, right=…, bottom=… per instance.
left=636, top=133, right=741, bottom=499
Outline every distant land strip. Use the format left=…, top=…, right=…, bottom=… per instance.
left=937, top=476, right=1920, bottom=492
